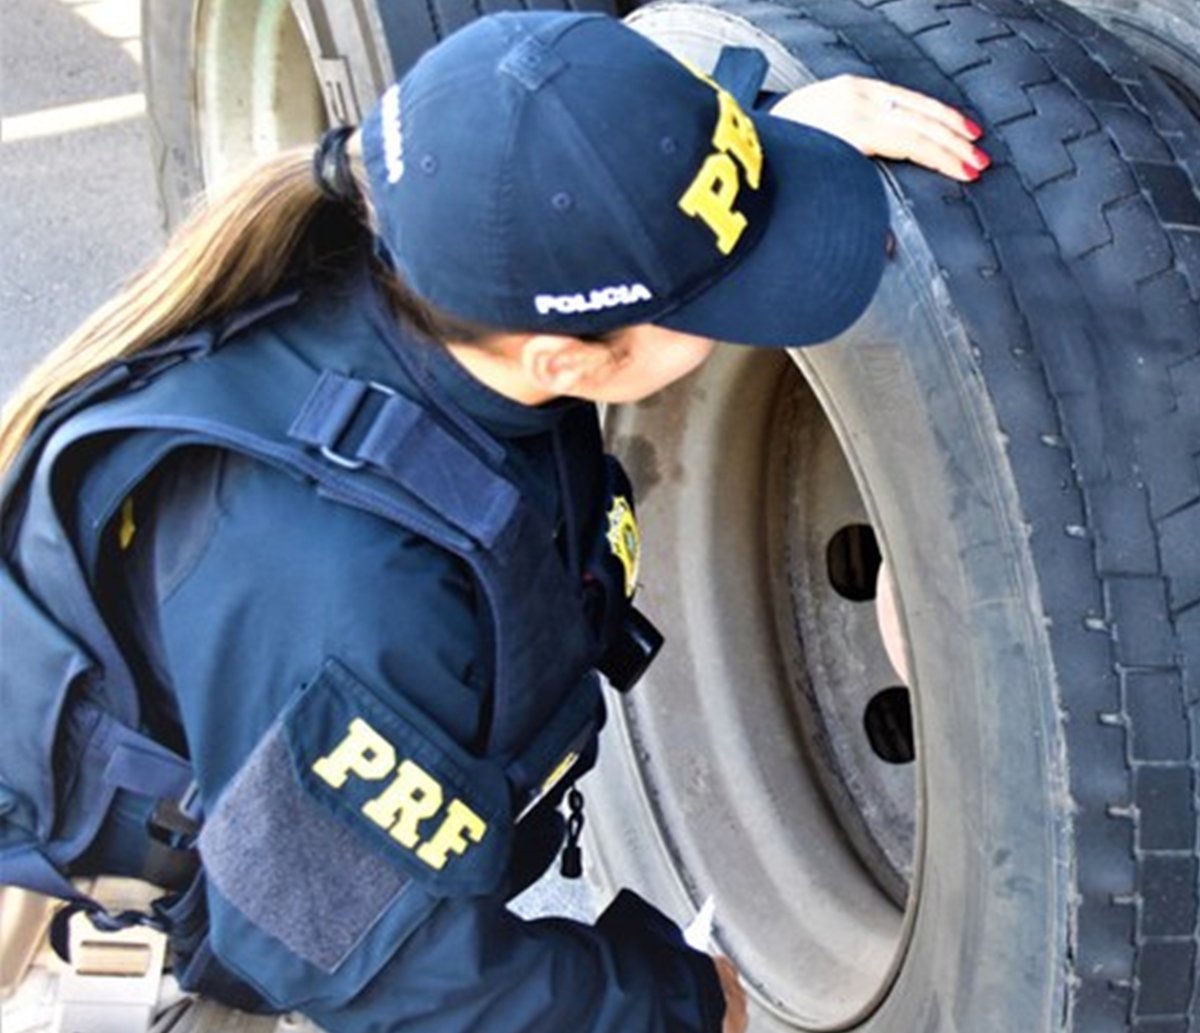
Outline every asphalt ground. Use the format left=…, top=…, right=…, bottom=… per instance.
left=0, top=0, right=164, bottom=402
left=0, top=0, right=594, bottom=936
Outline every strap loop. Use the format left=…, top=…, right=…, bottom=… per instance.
left=290, top=371, right=521, bottom=548
left=288, top=370, right=397, bottom=470
left=711, top=45, right=769, bottom=107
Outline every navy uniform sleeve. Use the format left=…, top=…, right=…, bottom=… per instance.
left=120, top=449, right=724, bottom=1033
left=303, top=889, right=725, bottom=1033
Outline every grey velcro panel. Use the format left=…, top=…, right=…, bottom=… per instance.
left=199, top=723, right=410, bottom=973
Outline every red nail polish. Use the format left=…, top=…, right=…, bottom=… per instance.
left=972, top=146, right=992, bottom=170
left=962, top=162, right=982, bottom=182
left=964, top=118, right=984, bottom=139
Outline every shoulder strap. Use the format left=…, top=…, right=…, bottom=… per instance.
left=12, top=305, right=557, bottom=732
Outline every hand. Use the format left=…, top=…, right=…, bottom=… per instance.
left=769, top=75, right=990, bottom=183
left=713, top=955, right=748, bottom=1033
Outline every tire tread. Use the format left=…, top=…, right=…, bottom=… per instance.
left=724, top=0, right=1200, bottom=1026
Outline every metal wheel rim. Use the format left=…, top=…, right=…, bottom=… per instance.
left=772, top=373, right=916, bottom=910
left=603, top=348, right=920, bottom=1030
left=194, top=0, right=325, bottom=190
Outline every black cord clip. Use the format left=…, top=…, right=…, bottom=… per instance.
left=560, top=785, right=586, bottom=879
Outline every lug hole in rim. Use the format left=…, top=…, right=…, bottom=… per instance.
left=864, top=687, right=916, bottom=765
left=827, top=523, right=883, bottom=602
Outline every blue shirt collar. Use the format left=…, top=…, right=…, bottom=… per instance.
left=361, top=268, right=582, bottom=440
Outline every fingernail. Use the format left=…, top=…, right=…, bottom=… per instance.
left=970, top=146, right=992, bottom=170
left=962, top=162, right=982, bottom=182
left=964, top=118, right=984, bottom=139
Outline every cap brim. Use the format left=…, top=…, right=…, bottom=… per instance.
left=659, top=115, right=890, bottom=348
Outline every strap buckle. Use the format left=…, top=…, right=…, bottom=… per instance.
left=147, top=781, right=202, bottom=843
left=318, top=380, right=398, bottom=470
left=54, top=898, right=168, bottom=1033
left=144, top=781, right=202, bottom=891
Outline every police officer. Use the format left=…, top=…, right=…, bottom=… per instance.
left=0, top=12, right=986, bottom=1032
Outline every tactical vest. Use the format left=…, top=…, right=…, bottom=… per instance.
left=0, top=287, right=660, bottom=963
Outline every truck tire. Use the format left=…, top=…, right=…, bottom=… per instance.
left=141, top=0, right=620, bottom=228
left=1061, top=0, right=1200, bottom=118
left=582, top=1, right=1200, bottom=1030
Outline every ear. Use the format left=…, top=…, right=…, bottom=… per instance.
left=520, top=335, right=610, bottom=397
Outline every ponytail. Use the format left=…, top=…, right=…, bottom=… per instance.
left=0, top=144, right=366, bottom=476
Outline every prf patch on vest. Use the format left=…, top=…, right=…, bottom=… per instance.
left=677, top=62, right=765, bottom=255
left=286, top=658, right=513, bottom=896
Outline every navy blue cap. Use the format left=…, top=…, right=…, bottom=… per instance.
left=361, top=12, right=889, bottom=347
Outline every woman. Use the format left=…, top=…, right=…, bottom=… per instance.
left=0, top=11, right=987, bottom=1032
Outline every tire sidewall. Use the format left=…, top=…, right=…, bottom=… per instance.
left=141, top=0, right=203, bottom=227
left=792, top=224, right=1071, bottom=1032
left=1062, top=0, right=1200, bottom=110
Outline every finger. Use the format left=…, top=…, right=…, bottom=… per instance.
left=892, top=135, right=987, bottom=181
left=717, top=958, right=748, bottom=1012
left=884, top=82, right=985, bottom=139
left=721, top=985, right=748, bottom=1033
left=878, top=108, right=992, bottom=180
left=714, top=956, right=746, bottom=1001
left=819, top=75, right=984, bottom=141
